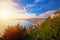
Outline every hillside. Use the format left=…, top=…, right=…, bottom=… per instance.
left=40, top=9, right=60, bottom=27
left=38, top=10, right=60, bottom=40
left=40, top=16, right=60, bottom=28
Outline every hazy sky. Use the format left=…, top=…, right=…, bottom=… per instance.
left=0, top=0, right=60, bottom=19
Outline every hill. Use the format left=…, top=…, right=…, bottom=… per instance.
left=40, top=9, right=60, bottom=27
left=38, top=10, right=60, bottom=40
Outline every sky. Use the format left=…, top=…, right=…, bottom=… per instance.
left=0, top=0, right=60, bottom=19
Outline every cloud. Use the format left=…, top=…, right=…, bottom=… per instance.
left=16, top=10, right=56, bottom=19
left=38, top=10, right=56, bottom=18
left=0, top=0, right=56, bottom=19
left=24, top=10, right=56, bottom=19
left=0, top=0, right=37, bottom=19
left=0, top=0, right=31, bottom=19
left=0, top=0, right=18, bottom=8
left=26, top=4, right=35, bottom=8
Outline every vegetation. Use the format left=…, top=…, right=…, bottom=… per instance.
left=0, top=10, right=60, bottom=40
left=2, top=24, right=27, bottom=40
left=27, top=10, right=60, bottom=40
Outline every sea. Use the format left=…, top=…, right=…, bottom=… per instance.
left=0, top=19, right=34, bottom=35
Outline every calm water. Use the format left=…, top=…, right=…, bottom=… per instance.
left=0, top=20, right=34, bottom=35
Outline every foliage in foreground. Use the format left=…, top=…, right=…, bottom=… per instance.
left=2, top=24, right=27, bottom=40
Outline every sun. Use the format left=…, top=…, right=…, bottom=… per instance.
left=0, top=6, right=10, bottom=20
left=2, top=13, right=9, bottom=20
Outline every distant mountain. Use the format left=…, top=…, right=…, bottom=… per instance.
left=16, top=18, right=45, bottom=20
left=28, top=18, right=45, bottom=20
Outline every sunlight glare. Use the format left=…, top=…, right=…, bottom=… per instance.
left=0, top=6, right=10, bottom=20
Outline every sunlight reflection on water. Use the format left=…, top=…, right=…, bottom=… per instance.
left=0, top=19, right=34, bottom=35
